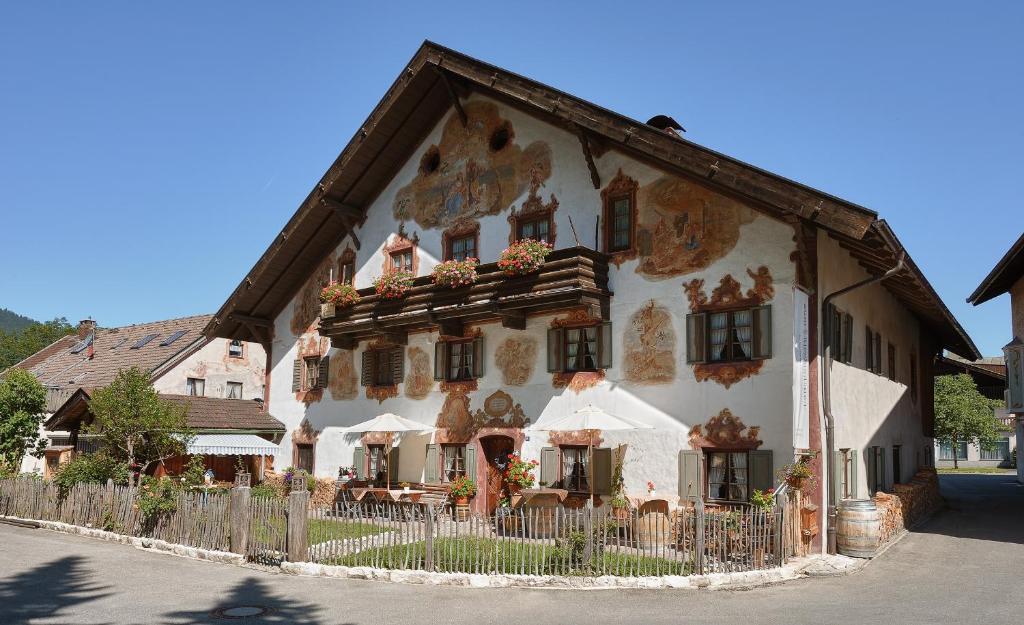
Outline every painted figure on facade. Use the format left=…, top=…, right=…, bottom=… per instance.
left=328, top=349, right=358, bottom=401
left=291, top=252, right=335, bottom=336
left=494, top=337, right=537, bottom=386
left=404, top=346, right=432, bottom=400
left=623, top=300, right=676, bottom=384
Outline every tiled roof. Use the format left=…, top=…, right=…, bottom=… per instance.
left=17, top=314, right=212, bottom=396
left=160, top=395, right=284, bottom=432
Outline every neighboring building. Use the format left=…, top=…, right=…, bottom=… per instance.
left=6, top=315, right=280, bottom=480
left=968, top=232, right=1024, bottom=483
left=205, top=42, right=978, bottom=551
left=933, top=355, right=1014, bottom=468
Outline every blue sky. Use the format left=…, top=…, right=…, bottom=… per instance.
left=1, top=2, right=1021, bottom=356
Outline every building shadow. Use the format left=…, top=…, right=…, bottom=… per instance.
left=909, top=473, right=1024, bottom=545
left=162, top=576, right=344, bottom=625
left=0, top=555, right=112, bottom=625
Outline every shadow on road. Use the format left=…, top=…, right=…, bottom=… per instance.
left=911, top=473, right=1024, bottom=545
left=0, top=555, right=113, bottom=625
left=162, top=575, right=346, bottom=625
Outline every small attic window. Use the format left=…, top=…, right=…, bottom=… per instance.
left=420, top=146, right=440, bottom=175
left=489, top=123, right=511, bottom=152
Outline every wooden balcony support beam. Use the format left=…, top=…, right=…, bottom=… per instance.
left=320, top=197, right=363, bottom=222
left=436, top=67, right=467, bottom=127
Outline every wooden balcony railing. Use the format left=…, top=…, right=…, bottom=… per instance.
left=319, top=246, right=612, bottom=347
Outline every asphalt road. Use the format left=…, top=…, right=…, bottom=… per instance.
left=1, top=474, right=1021, bottom=625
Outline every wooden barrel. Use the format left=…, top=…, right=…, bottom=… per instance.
left=836, top=499, right=880, bottom=558
left=635, top=512, right=671, bottom=550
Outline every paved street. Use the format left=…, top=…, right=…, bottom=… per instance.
left=1, top=474, right=1021, bottom=625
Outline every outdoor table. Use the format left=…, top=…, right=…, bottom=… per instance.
left=350, top=487, right=426, bottom=504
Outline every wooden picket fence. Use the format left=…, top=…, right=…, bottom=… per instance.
left=0, top=478, right=230, bottom=552
left=247, top=494, right=288, bottom=564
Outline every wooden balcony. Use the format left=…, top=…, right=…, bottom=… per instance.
left=319, top=246, right=611, bottom=347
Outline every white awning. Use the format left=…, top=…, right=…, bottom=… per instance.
left=187, top=434, right=279, bottom=456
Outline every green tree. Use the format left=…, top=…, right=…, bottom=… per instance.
left=0, top=317, right=76, bottom=371
left=934, top=373, right=1006, bottom=469
left=0, top=368, right=48, bottom=473
left=87, top=368, right=194, bottom=474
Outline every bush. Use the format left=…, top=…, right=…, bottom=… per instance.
left=53, top=453, right=130, bottom=494
left=251, top=483, right=281, bottom=499
left=181, top=455, right=207, bottom=488
left=137, top=476, right=179, bottom=520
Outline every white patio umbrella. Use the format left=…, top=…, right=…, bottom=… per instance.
left=529, top=404, right=653, bottom=506
left=344, top=413, right=434, bottom=485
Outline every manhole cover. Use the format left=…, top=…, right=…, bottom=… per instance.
left=210, top=605, right=276, bottom=619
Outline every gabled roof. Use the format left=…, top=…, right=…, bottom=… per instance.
left=967, top=232, right=1024, bottom=306
left=204, top=41, right=979, bottom=360
left=17, top=314, right=211, bottom=397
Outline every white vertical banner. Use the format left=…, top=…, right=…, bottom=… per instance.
left=792, top=287, right=810, bottom=449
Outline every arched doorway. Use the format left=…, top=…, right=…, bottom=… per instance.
left=479, top=435, right=515, bottom=514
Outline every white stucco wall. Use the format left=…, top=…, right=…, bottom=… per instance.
left=153, top=338, right=265, bottom=400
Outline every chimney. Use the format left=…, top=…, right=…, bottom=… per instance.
left=77, top=319, right=96, bottom=339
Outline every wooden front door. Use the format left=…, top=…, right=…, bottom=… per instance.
left=480, top=435, right=515, bottom=514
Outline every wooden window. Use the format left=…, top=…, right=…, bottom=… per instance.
left=293, top=355, right=329, bottom=392
left=340, top=260, right=355, bottom=285
left=441, top=444, right=466, bottom=482
left=367, top=444, right=388, bottom=485
left=909, top=354, right=918, bottom=403
left=304, top=356, right=320, bottom=389
left=887, top=343, right=896, bottom=381
left=295, top=443, right=315, bottom=473
left=826, top=305, right=854, bottom=364
left=390, top=250, right=413, bottom=274
left=706, top=451, right=749, bottom=503
left=226, top=382, right=242, bottom=399
left=865, top=447, right=887, bottom=494
left=186, top=377, right=205, bottom=397
left=228, top=339, right=244, bottom=358
left=446, top=234, right=477, bottom=262
left=361, top=348, right=403, bottom=387
left=547, top=322, right=612, bottom=373
left=434, top=337, right=484, bottom=382
left=516, top=215, right=551, bottom=243
left=559, top=446, right=590, bottom=492
left=608, top=196, right=632, bottom=251
left=686, top=307, right=771, bottom=364
left=834, top=448, right=859, bottom=499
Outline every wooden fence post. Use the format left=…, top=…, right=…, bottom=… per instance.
left=230, top=478, right=251, bottom=556
left=286, top=474, right=309, bottom=562
left=424, top=504, right=435, bottom=572
left=695, top=496, right=705, bottom=575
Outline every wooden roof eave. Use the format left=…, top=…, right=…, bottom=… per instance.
left=967, top=231, right=1024, bottom=306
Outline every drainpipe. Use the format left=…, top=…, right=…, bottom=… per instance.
left=822, top=241, right=905, bottom=555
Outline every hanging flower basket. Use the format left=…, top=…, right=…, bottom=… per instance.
left=778, top=459, right=815, bottom=491
left=373, top=270, right=415, bottom=300
left=320, top=282, right=361, bottom=317
left=431, top=258, right=479, bottom=288
left=498, top=239, right=553, bottom=277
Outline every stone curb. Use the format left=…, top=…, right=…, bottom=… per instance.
left=1, top=515, right=245, bottom=566
left=279, top=560, right=808, bottom=590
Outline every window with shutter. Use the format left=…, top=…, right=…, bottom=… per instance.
left=464, top=444, right=477, bottom=482
left=318, top=355, right=330, bottom=388
left=597, top=322, right=613, bottom=369
left=690, top=306, right=772, bottom=364
left=546, top=328, right=563, bottom=372
left=865, top=327, right=874, bottom=372
left=752, top=306, right=772, bottom=359
left=842, top=313, right=854, bottom=364
left=887, top=343, right=896, bottom=381
left=424, top=444, right=439, bottom=484
left=873, top=333, right=882, bottom=375
left=360, top=351, right=374, bottom=386
left=362, top=349, right=400, bottom=387
left=539, top=447, right=559, bottom=488
left=679, top=450, right=702, bottom=502
left=303, top=356, right=320, bottom=389
left=706, top=450, right=749, bottom=502
left=686, top=313, right=707, bottom=364
left=434, top=342, right=446, bottom=380
left=749, top=449, right=773, bottom=495
left=353, top=446, right=365, bottom=480
left=438, top=338, right=483, bottom=381
left=390, top=348, right=404, bottom=384
left=592, top=447, right=613, bottom=496
left=292, top=360, right=302, bottom=392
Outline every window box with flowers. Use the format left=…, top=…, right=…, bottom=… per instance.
left=373, top=270, right=415, bottom=300
left=498, top=239, right=553, bottom=277
left=431, top=258, right=479, bottom=289
left=320, top=282, right=361, bottom=318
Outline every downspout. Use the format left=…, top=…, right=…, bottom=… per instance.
left=822, top=245, right=905, bottom=554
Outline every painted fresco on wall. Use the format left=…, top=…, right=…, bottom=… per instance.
left=623, top=300, right=676, bottom=384
left=328, top=349, right=358, bottom=401
left=437, top=389, right=530, bottom=443
left=635, top=175, right=756, bottom=278
left=404, top=346, right=432, bottom=400
left=688, top=409, right=762, bottom=450
left=291, top=252, right=335, bottom=336
left=684, top=266, right=775, bottom=389
left=494, top=337, right=537, bottom=386
left=393, top=100, right=552, bottom=230
left=435, top=380, right=477, bottom=442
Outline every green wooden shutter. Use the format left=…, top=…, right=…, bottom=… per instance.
left=539, top=447, right=559, bottom=488
left=824, top=304, right=836, bottom=360
left=597, top=322, right=613, bottom=369
left=464, top=444, right=477, bottom=483
left=749, top=449, right=773, bottom=496
left=831, top=450, right=845, bottom=501
left=546, top=328, right=563, bottom=373
left=388, top=448, right=400, bottom=484
left=360, top=351, right=374, bottom=386
left=843, top=313, right=854, bottom=364
left=592, top=447, right=613, bottom=495
left=752, top=306, right=772, bottom=359
left=685, top=313, right=707, bottom=363
left=291, top=359, right=302, bottom=392
left=434, top=342, right=446, bottom=381
left=353, top=446, right=365, bottom=480
left=864, top=448, right=876, bottom=495
left=317, top=355, right=330, bottom=388
left=849, top=449, right=859, bottom=498
left=424, top=444, right=439, bottom=484
left=679, top=450, right=702, bottom=502
left=390, top=348, right=404, bottom=385
left=472, top=336, right=484, bottom=378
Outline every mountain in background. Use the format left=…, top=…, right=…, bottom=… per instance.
left=0, top=308, right=36, bottom=333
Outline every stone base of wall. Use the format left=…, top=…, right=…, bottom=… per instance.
left=874, top=468, right=942, bottom=546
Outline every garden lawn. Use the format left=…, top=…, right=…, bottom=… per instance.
left=321, top=536, right=693, bottom=576
left=255, top=516, right=383, bottom=546
left=936, top=467, right=1015, bottom=474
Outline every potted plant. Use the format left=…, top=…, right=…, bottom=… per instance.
left=373, top=270, right=415, bottom=300
left=448, top=475, right=476, bottom=505
left=750, top=488, right=776, bottom=513
left=503, top=453, right=538, bottom=496
left=400, top=481, right=411, bottom=493
left=647, top=480, right=656, bottom=497
left=431, top=258, right=479, bottom=288
left=779, top=459, right=815, bottom=490
left=320, top=282, right=360, bottom=318
left=497, top=239, right=553, bottom=276
left=610, top=493, right=629, bottom=520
